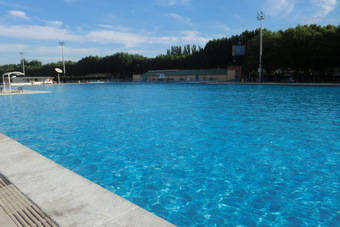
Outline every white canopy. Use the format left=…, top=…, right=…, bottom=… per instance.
left=2, top=72, right=25, bottom=77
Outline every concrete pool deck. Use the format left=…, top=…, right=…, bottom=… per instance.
left=0, top=133, right=175, bottom=227
left=0, top=90, right=51, bottom=96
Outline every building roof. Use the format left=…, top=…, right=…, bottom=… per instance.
left=143, top=68, right=228, bottom=77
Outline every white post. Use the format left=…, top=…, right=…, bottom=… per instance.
left=58, top=73, right=61, bottom=84
left=8, top=74, right=11, bottom=93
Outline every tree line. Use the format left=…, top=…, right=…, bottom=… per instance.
left=1, top=24, right=339, bottom=82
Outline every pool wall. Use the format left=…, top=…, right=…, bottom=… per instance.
left=0, top=132, right=174, bottom=227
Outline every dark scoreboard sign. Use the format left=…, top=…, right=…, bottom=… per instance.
left=232, top=45, right=246, bottom=56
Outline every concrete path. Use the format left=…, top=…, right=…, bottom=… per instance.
left=0, top=133, right=175, bottom=227
left=0, top=90, right=51, bottom=96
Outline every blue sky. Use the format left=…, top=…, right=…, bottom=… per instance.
left=0, top=0, right=339, bottom=65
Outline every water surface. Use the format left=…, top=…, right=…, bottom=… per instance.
left=0, top=83, right=339, bottom=226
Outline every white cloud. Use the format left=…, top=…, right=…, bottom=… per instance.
left=86, top=30, right=146, bottom=47
left=8, top=10, right=30, bottom=20
left=167, top=13, right=192, bottom=25
left=86, top=29, right=211, bottom=47
left=36, top=46, right=100, bottom=55
left=0, top=22, right=214, bottom=52
left=33, top=56, right=61, bottom=62
left=149, top=36, right=179, bottom=44
left=86, top=30, right=184, bottom=47
left=33, top=56, right=82, bottom=63
left=47, top=21, right=63, bottom=27
left=0, top=43, right=98, bottom=55
left=263, top=0, right=337, bottom=23
left=157, top=0, right=190, bottom=6
left=312, top=0, right=337, bottom=17
left=97, top=24, right=131, bottom=32
left=180, top=31, right=210, bottom=45
left=264, top=0, right=295, bottom=16
left=0, top=43, right=28, bottom=52
left=0, top=25, right=80, bottom=41
left=303, top=0, right=337, bottom=23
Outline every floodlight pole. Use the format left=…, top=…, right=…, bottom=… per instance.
left=59, top=41, right=66, bottom=78
left=257, top=11, right=265, bottom=82
left=20, top=52, right=25, bottom=76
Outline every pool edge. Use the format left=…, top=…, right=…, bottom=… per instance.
left=0, top=132, right=175, bottom=227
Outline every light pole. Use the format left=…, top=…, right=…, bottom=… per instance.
left=58, top=41, right=66, bottom=78
left=55, top=68, right=63, bottom=85
left=9, top=75, right=16, bottom=93
left=20, top=52, right=25, bottom=76
left=257, top=11, right=265, bottom=82
left=2, top=73, right=6, bottom=90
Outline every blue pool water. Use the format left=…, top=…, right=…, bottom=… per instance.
left=0, top=83, right=339, bottom=226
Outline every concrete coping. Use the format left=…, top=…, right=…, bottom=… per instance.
left=0, top=90, right=51, bottom=96
left=199, top=82, right=340, bottom=86
left=0, top=133, right=175, bottom=227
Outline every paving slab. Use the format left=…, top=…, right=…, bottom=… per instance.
left=0, top=133, right=175, bottom=227
left=99, top=206, right=172, bottom=227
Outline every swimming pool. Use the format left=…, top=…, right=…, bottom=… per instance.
left=0, top=83, right=339, bottom=226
